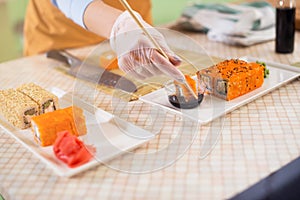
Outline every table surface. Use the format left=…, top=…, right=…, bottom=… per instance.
left=0, top=29, right=300, bottom=200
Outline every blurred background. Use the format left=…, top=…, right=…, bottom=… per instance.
left=0, top=0, right=28, bottom=62
left=0, top=0, right=238, bottom=62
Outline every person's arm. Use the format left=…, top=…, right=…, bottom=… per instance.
left=84, top=0, right=122, bottom=38
left=52, top=0, right=184, bottom=81
left=52, top=0, right=122, bottom=38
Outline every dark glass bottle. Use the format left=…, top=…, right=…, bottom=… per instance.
left=275, top=0, right=296, bottom=53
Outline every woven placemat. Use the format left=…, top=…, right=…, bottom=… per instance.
left=55, top=50, right=222, bottom=101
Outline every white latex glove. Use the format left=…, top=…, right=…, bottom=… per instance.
left=110, top=11, right=184, bottom=81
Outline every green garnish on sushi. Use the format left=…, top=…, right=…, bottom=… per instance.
left=256, top=61, right=270, bottom=78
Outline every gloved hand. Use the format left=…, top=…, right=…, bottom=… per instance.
left=110, top=11, right=184, bottom=81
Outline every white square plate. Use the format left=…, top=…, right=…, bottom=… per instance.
left=0, top=88, right=152, bottom=177
left=140, top=57, right=300, bottom=124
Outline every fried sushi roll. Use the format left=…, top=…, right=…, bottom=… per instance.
left=31, top=106, right=87, bottom=147
left=17, top=83, right=59, bottom=114
left=0, top=89, right=39, bottom=129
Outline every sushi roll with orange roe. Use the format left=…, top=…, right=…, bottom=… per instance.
left=31, top=106, right=87, bottom=147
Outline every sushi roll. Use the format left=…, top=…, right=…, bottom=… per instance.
left=174, top=75, right=197, bottom=102
left=31, top=106, right=87, bottom=147
left=0, top=89, right=39, bottom=129
left=197, top=59, right=264, bottom=101
left=17, top=83, right=59, bottom=114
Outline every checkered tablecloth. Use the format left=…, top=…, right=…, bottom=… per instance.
left=0, top=31, right=299, bottom=200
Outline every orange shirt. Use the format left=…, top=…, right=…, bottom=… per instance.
left=23, top=0, right=152, bottom=56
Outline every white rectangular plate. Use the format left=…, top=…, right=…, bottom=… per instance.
left=0, top=88, right=151, bottom=177
left=140, top=57, right=300, bottom=124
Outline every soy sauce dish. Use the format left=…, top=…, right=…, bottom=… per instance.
left=168, top=93, right=204, bottom=109
left=165, top=74, right=205, bottom=109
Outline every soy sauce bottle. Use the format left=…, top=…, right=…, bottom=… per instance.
left=275, top=0, right=296, bottom=53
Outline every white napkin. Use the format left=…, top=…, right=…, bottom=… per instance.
left=177, top=1, right=275, bottom=46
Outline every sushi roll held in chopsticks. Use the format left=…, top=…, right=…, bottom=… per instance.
left=0, top=89, right=39, bottom=129
left=17, top=83, right=59, bottom=114
left=169, top=75, right=204, bottom=109
left=31, top=106, right=87, bottom=147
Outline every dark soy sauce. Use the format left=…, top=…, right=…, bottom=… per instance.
left=276, top=7, right=295, bottom=53
left=168, top=93, right=204, bottom=109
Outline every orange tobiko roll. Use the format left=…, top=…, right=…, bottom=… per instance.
left=197, top=59, right=265, bottom=101
left=31, top=106, right=87, bottom=147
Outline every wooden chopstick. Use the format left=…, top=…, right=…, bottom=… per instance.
left=118, top=0, right=169, bottom=59
left=118, top=0, right=198, bottom=99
